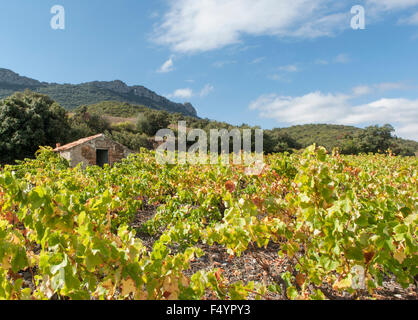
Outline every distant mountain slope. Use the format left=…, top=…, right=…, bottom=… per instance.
left=80, top=101, right=155, bottom=118
left=277, top=124, right=362, bottom=150
left=82, top=102, right=418, bottom=153
left=0, top=68, right=197, bottom=117
left=276, top=124, right=418, bottom=151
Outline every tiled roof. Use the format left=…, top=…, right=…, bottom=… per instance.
left=54, top=134, right=105, bottom=152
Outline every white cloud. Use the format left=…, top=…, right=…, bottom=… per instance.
left=353, top=82, right=409, bottom=96
left=399, top=11, right=418, bottom=25
left=157, top=56, right=175, bottom=73
left=352, top=86, right=373, bottom=96
left=167, top=84, right=214, bottom=99
left=342, top=99, right=418, bottom=138
left=279, top=64, right=299, bottom=72
left=365, top=0, right=418, bottom=22
left=315, top=53, right=351, bottom=66
left=315, top=59, right=329, bottom=65
left=150, top=11, right=160, bottom=19
left=249, top=91, right=418, bottom=140
left=251, top=57, right=265, bottom=64
left=375, top=82, right=408, bottom=91
left=154, top=0, right=348, bottom=53
left=200, top=84, right=214, bottom=97
left=366, top=0, right=418, bottom=11
left=250, top=92, right=350, bottom=124
left=334, top=53, right=350, bottom=64
left=268, top=74, right=291, bottom=82
left=168, top=88, right=193, bottom=99
left=286, top=12, right=349, bottom=38
left=396, top=124, right=418, bottom=140
left=212, top=60, right=236, bottom=68
left=153, top=0, right=418, bottom=53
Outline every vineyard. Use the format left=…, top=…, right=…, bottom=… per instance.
left=0, top=145, right=416, bottom=300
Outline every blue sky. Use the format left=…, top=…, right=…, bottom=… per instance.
left=0, top=0, right=417, bottom=140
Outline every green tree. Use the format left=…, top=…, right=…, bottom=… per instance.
left=340, top=137, right=359, bottom=155
left=136, top=110, right=170, bottom=136
left=70, top=106, right=111, bottom=140
left=0, top=90, right=71, bottom=164
left=263, top=129, right=301, bottom=153
left=359, top=124, right=394, bottom=153
left=339, top=124, right=415, bottom=155
left=353, top=124, right=394, bottom=154
left=109, top=130, right=152, bottom=151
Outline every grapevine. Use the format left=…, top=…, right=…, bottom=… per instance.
left=0, top=146, right=416, bottom=300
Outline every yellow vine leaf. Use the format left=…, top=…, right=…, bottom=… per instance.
left=162, top=276, right=180, bottom=300
left=333, top=275, right=353, bottom=291
left=12, top=233, right=21, bottom=245
left=393, top=250, right=406, bottom=264
left=27, top=251, right=39, bottom=266
left=1, top=256, right=11, bottom=269
left=180, top=275, right=189, bottom=287
left=102, top=279, right=113, bottom=288
left=136, top=289, right=148, bottom=300
left=121, top=277, right=137, bottom=297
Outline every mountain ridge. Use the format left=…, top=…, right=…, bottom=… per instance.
left=0, top=68, right=197, bottom=117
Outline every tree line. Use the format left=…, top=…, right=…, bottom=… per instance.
left=0, top=90, right=416, bottom=164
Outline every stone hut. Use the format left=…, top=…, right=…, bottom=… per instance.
left=54, top=134, right=132, bottom=168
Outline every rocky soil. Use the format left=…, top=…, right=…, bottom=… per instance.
left=132, top=206, right=418, bottom=301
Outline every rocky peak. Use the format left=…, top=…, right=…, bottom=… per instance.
left=88, top=80, right=131, bottom=94
left=0, top=68, right=42, bottom=87
left=183, top=103, right=196, bottom=115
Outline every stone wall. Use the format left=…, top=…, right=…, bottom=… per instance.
left=59, top=136, right=132, bottom=168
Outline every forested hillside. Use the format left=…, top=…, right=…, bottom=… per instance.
left=1, top=91, right=417, bottom=164
left=277, top=124, right=362, bottom=150
left=277, top=124, right=418, bottom=154
left=81, top=101, right=418, bottom=156
left=0, top=68, right=197, bottom=117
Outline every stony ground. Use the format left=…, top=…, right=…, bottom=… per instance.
left=132, top=206, right=418, bottom=301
